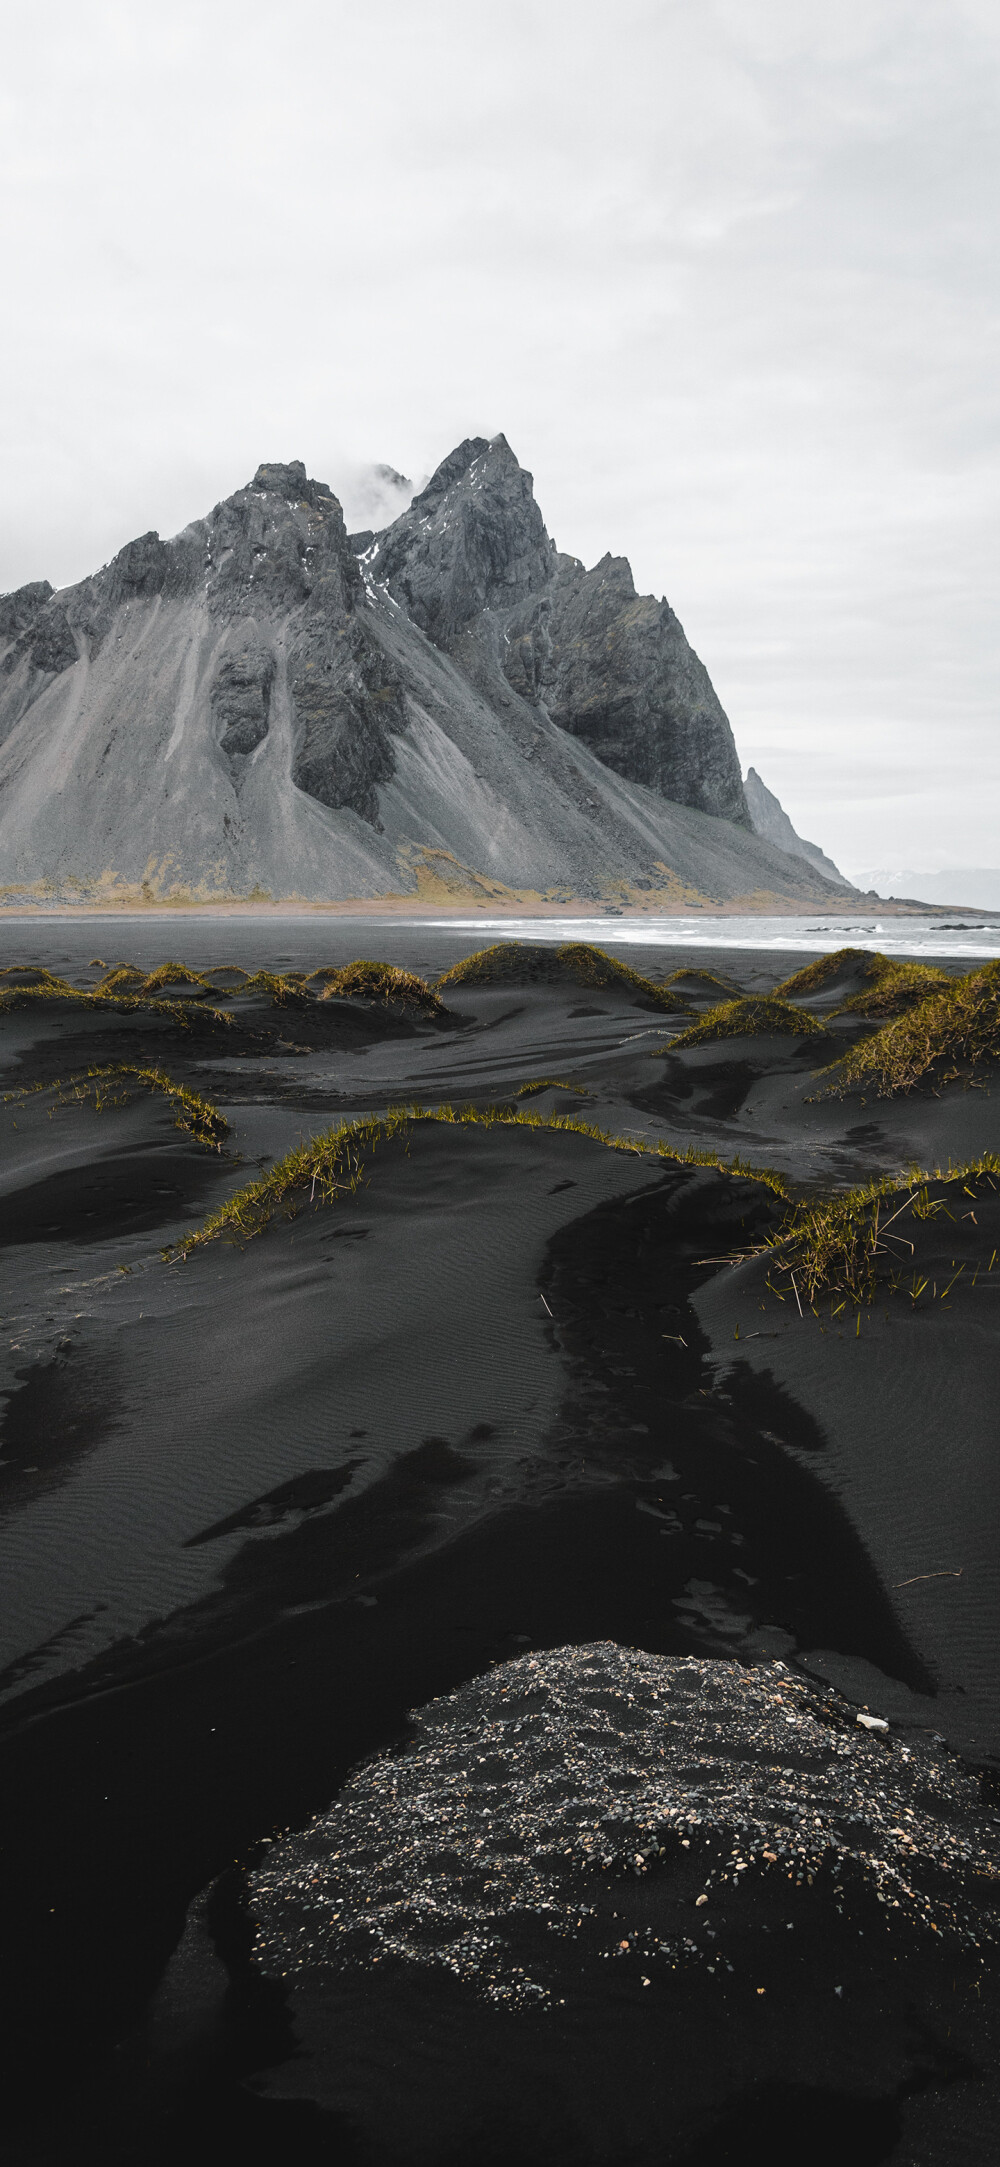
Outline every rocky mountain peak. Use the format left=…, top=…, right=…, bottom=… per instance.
left=367, top=433, right=555, bottom=645
left=200, top=463, right=360, bottom=618
left=0, top=431, right=851, bottom=904
left=0, top=581, right=54, bottom=639
left=253, top=458, right=308, bottom=495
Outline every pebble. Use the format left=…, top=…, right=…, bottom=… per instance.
left=248, top=1644, right=1000, bottom=2010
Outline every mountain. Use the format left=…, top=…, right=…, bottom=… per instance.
left=849, top=869, right=1000, bottom=913
left=743, top=767, right=850, bottom=889
left=0, top=436, right=856, bottom=907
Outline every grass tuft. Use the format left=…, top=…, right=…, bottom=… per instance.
left=774, top=948, right=947, bottom=1011
left=516, top=1078, right=590, bottom=1099
left=0, top=977, right=233, bottom=1027
left=4, top=1064, right=228, bottom=1148
left=138, top=961, right=215, bottom=997
left=165, top=1104, right=788, bottom=1260
left=665, top=968, right=738, bottom=993
left=94, top=964, right=149, bottom=995
left=820, top=961, right=1000, bottom=1096
left=0, top=965, right=66, bottom=988
left=309, top=960, right=444, bottom=1013
left=761, top=1159, right=1000, bottom=1308
left=240, top=970, right=311, bottom=1007
left=834, top=960, right=948, bottom=1019
left=668, top=997, right=823, bottom=1049
left=436, top=942, right=688, bottom=1010
left=773, top=948, right=880, bottom=998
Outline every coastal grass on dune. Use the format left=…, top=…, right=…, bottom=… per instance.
left=761, top=1158, right=1000, bottom=1312
left=3, top=1063, right=229, bottom=1148
left=819, top=961, right=1000, bottom=1097
left=835, top=960, right=948, bottom=1019
left=774, top=948, right=948, bottom=1015
left=436, top=942, right=689, bottom=1011
left=164, top=1103, right=789, bottom=1260
left=0, top=971, right=234, bottom=1028
left=240, top=970, right=311, bottom=1007
left=773, top=947, right=878, bottom=998
left=309, top=961, right=444, bottom=1014
left=516, top=1078, right=590, bottom=1099
left=667, top=997, right=823, bottom=1049
left=665, top=968, right=739, bottom=995
left=153, top=1089, right=1000, bottom=1316
left=92, top=961, right=225, bottom=1001
left=1, top=954, right=447, bottom=1021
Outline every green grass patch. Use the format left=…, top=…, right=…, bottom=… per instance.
left=436, top=942, right=688, bottom=1010
left=761, top=1159, right=1000, bottom=1310
left=4, top=1064, right=229, bottom=1148
left=819, top=960, right=1000, bottom=1096
left=668, top=997, right=823, bottom=1049
left=164, top=1103, right=788, bottom=1260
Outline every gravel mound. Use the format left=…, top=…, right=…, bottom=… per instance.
left=249, top=1642, right=1000, bottom=2009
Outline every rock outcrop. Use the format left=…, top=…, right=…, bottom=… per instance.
left=369, top=436, right=748, bottom=826
left=744, top=766, right=849, bottom=887
left=506, top=553, right=748, bottom=823
left=0, top=438, right=855, bottom=905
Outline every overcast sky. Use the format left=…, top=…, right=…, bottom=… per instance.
left=1, top=0, right=997, bottom=878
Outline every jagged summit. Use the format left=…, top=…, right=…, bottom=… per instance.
left=0, top=437, right=851, bottom=906
left=368, top=434, right=555, bottom=642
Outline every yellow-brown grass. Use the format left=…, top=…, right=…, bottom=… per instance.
left=0, top=976, right=233, bottom=1027
left=165, top=1104, right=788, bottom=1259
left=4, top=1064, right=228, bottom=1148
left=835, top=960, right=948, bottom=1018
left=774, top=947, right=879, bottom=997
left=240, top=970, right=311, bottom=1007
left=668, top=997, right=822, bottom=1049
left=310, top=961, right=443, bottom=1012
left=137, top=961, right=216, bottom=997
left=437, top=942, right=688, bottom=1010
left=820, top=961, right=1000, bottom=1096
left=762, top=1160, right=1000, bottom=1310
left=516, top=1078, right=590, bottom=1099
left=665, top=968, right=738, bottom=993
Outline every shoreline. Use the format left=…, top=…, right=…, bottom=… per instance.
left=0, top=894, right=995, bottom=922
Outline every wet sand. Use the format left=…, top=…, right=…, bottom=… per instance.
left=0, top=930, right=997, bottom=2162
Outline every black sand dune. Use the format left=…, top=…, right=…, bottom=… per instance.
left=0, top=928, right=997, bottom=2164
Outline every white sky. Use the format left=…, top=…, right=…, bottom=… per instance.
left=1, top=0, right=997, bottom=875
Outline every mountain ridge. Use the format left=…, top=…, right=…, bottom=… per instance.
left=0, top=437, right=854, bottom=907
left=744, top=766, right=848, bottom=887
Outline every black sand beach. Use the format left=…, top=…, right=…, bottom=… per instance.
left=0, top=922, right=998, bottom=2163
